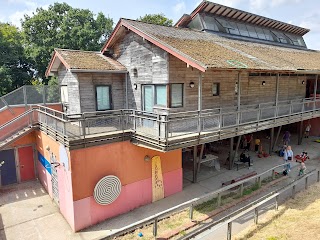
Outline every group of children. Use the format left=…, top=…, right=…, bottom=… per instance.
left=241, top=134, right=261, bottom=153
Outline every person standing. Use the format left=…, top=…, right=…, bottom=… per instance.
left=304, top=123, right=311, bottom=138
left=246, top=134, right=253, bottom=151
left=254, top=137, right=261, bottom=153
left=283, top=145, right=293, bottom=173
left=283, top=131, right=291, bottom=145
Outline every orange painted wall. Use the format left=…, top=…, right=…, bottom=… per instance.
left=9, top=131, right=36, bottom=147
left=70, top=141, right=182, bottom=201
left=0, top=104, right=62, bottom=126
left=35, top=130, right=63, bottom=162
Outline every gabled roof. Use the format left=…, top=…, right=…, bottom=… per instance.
left=175, top=1, right=310, bottom=36
left=102, top=19, right=320, bottom=73
left=46, top=49, right=127, bottom=77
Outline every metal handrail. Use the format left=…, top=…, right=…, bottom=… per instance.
left=103, top=163, right=289, bottom=239
left=180, top=169, right=318, bottom=240
left=0, top=109, right=34, bottom=129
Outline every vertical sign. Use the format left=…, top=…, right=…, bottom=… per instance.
left=152, top=156, right=164, bottom=202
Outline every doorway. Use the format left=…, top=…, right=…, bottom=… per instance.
left=0, top=149, right=17, bottom=186
left=18, top=146, right=36, bottom=182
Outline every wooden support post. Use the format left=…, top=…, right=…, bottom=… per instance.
left=258, top=176, right=262, bottom=188
left=233, top=136, right=241, bottom=164
left=227, top=222, right=232, bottom=240
left=272, top=169, right=276, bottom=180
left=313, top=75, right=318, bottom=110
left=198, top=72, right=202, bottom=139
left=275, top=196, right=279, bottom=211
left=197, top=144, right=205, bottom=173
left=237, top=72, right=241, bottom=125
left=193, top=145, right=198, bottom=183
left=298, top=121, right=303, bottom=145
left=269, top=127, right=274, bottom=155
left=275, top=73, right=279, bottom=106
left=272, top=126, right=282, bottom=151
left=318, top=170, right=320, bottom=182
left=229, top=137, right=234, bottom=170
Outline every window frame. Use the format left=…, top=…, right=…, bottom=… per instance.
left=212, top=83, right=220, bottom=96
left=95, top=85, right=112, bottom=111
left=169, top=83, right=184, bottom=108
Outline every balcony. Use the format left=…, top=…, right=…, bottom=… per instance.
left=32, top=97, right=320, bottom=151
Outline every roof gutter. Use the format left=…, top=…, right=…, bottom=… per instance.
left=70, top=69, right=128, bottom=74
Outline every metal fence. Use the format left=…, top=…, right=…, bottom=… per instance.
left=102, top=163, right=291, bottom=239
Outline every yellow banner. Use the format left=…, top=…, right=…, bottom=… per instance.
left=152, top=156, right=164, bottom=202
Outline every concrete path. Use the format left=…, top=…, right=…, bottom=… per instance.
left=0, top=135, right=319, bottom=240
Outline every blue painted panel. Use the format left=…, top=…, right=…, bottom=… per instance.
left=38, top=152, right=52, bottom=175
left=0, top=149, right=17, bottom=186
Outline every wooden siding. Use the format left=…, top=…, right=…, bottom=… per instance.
left=77, top=73, right=126, bottom=112
left=58, top=66, right=81, bottom=114
left=169, top=55, right=308, bottom=111
left=113, top=32, right=169, bottom=110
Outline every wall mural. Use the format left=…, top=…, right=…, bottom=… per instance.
left=152, top=156, right=164, bottom=202
left=59, top=144, right=69, bottom=171
left=93, top=175, right=122, bottom=205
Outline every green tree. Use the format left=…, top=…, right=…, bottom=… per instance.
left=137, top=13, right=173, bottom=26
left=0, top=23, right=31, bottom=96
left=22, top=2, right=114, bottom=81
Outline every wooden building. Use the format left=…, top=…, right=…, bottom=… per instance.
left=2, top=1, right=320, bottom=232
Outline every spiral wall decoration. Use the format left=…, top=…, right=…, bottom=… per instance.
left=93, top=175, right=122, bottom=205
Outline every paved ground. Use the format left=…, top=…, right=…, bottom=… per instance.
left=0, top=134, right=319, bottom=240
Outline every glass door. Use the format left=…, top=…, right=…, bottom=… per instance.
left=143, top=85, right=154, bottom=112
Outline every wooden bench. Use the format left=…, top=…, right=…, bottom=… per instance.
left=222, top=171, right=257, bottom=187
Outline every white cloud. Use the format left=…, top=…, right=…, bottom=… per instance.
left=173, top=1, right=187, bottom=15
left=7, top=1, right=48, bottom=28
left=210, top=0, right=243, bottom=8
left=249, top=0, right=303, bottom=11
left=300, top=13, right=320, bottom=33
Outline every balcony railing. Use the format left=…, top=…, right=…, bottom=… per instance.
left=30, top=98, right=320, bottom=151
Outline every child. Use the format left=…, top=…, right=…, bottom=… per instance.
left=298, top=162, right=306, bottom=176
left=304, top=123, right=311, bottom=138
left=255, top=137, right=260, bottom=153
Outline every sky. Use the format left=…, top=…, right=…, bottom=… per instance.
left=1, top=0, right=320, bottom=50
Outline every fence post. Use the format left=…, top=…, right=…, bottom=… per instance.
left=258, top=176, right=262, bottom=188
left=227, top=222, right=232, bottom=240
left=317, top=170, right=320, bottom=182
left=153, top=218, right=158, bottom=237
left=254, top=207, right=259, bottom=224
left=43, top=85, right=46, bottom=106
left=189, top=204, right=194, bottom=220
left=240, top=183, right=244, bottom=197
left=217, top=192, right=222, bottom=207
left=272, top=169, right=275, bottom=180
left=23, top=86, right=28, bottom=110
left=305, top=177, right=308, bottom=190
left=292, top=185, right=296, bottom=198
left=275, top=195, right=279, bottom=211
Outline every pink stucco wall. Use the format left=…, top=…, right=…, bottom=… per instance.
left=37, top=159, right=53, bottom=197
left=73, top=168, right=183, bottom=231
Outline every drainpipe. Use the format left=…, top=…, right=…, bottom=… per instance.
left=275, top=73, right=279, bottom=106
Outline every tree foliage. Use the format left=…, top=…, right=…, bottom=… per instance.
left=137, top=13, right=173, bottom=27
left=0, top=23, right=32, bottom=95
left=22, top=2, right=114, bottom=81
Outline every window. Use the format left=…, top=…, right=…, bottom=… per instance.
left=170, top=84, right=183, bottom=108
left=235, top=82, right=238, bottom=95
left=155, top=85, right=167, bottom=106
left=60, top=85, right=68, bottom=103
left=95, top=85, right=112, bottom=111
left=212, top=83, right=220, bottom=96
